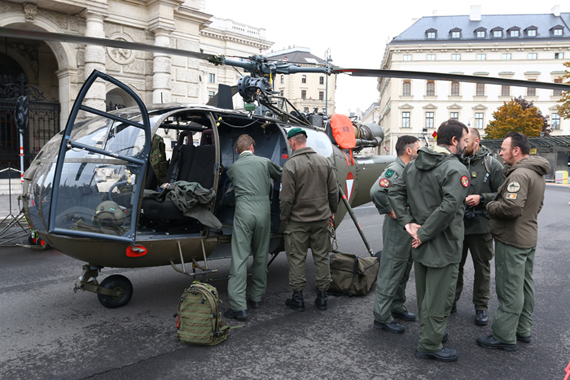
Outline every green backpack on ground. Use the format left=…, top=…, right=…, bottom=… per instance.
left=176, top=282, right=230, bottom=346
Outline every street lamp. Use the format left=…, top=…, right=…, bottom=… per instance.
left=467, top=117, right=475, bottom=127
left=324, top=48, right=332, bottom=116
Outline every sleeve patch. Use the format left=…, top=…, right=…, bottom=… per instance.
left=461, top=175, right=469, bottom=187
left=506, top=193, right=518, bottom=200
left=379, top=178, right=390, bottom=188
left=385, top=169, right=394, bottom=178
left=507, top=181, right=521, bottom=193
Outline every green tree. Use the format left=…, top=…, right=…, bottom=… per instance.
left=484, top=97, right=547, bottom=139
left=557, top=61, right=570, bottom=119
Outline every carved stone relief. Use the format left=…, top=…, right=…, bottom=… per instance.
left=106, top=33, right=136, bottom=65
left=23, top=3, right=37, bottom=21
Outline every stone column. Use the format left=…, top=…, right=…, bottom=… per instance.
left=82, top=10, right=107, bottom=111
left=151, top=27, right=172, bottom=104
left=55, top=67, right=77, bottom=130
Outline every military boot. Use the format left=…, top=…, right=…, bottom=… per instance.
left=315, top=291, right=328, bottom=310
left=285, top=291, right=305, bottom=312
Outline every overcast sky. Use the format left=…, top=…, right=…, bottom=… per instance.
left=205, top=1, right=567, bottom=115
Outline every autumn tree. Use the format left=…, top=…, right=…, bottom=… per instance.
left=484, top=97, right=548, bottom=139
left=557, top=61, right=570, bottom=119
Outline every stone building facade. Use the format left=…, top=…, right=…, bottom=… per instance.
left=0, top=0, right=272, bottom=185
left=376, top=6, right=570, bottom=155
left=267, top=47, right=337, bottom=115
left=0, top=0, right=272, bottom=121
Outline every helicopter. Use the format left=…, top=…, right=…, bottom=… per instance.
left=2, top=26, right=569, bottom=309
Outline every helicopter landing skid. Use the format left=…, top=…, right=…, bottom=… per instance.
left=170, top=240, right=218, bottom=278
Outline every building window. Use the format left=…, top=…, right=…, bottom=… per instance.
left=475, top=113, right=484, bottom=129
left=553, top=28, right=563, bottom=36
left=427, top=54, right=436, bottom=61
left=451, top=31, right=461, bottom=38
left=403, top=54, right=412, bottom=61
left=451, top=81, right=460, bottom=96
left=402, top=80, right=411, bottom=96
left=208, top=91, right=215, bottom=99
left=208, top=73, right=215, bottom=83
left=554, top=78, right=563, bottom=96
left=452, top=54, right=461, bottom=60
left=527, top=79, right=536, bottom=96
left=555, top=52, right=564, bottom=59
left=503, top=53, right=512, bottom=60
left=528, top=53, right=537, bottom=60
left=280, top=90, right=284, bottom=96
left=450, top=112, right=459, bottom=120
left=477, top=54, right=486, bottom=60
left=427, top=31, right=436, bottom=39
left=319, top=76, right=324, bottom=85
left=281, top=75, right=284, bottom=84
left=510, top=30, right=519, bottom=37
left=301, top=90, right=306, bottom=99
left=303, top=107, right=309, bottom=112
left=493, top=30, right=503, bottom=38
left=402, top=112, right=411, bottom=128
left=501, top=85, right=510, bottom=97
left=301, top=75, right=306, bottom=84
left=552, top=113, right=561, bottom=129
left=476, top=30, right=486, bottom=38
left=425, top=112, right=434, bottom=128
left=526, top=29, right=537, bottom=37
left=319, top=91, right=324, bottom=101
left=426, top=80, right=435, bottom=96
left=476, top=83, right=485, bottom=96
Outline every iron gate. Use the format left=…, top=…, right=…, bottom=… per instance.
left=0, top=74, right=60, bottom=178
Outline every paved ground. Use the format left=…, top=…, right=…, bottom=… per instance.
left=0, top=185, right=569, bottom=380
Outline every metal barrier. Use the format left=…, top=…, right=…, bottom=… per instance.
left=0, top=166, right=29, bottom=247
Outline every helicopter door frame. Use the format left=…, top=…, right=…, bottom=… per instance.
left=49, top=70, right=151, bottom=244
left=148, top=108, right=221, bottom=238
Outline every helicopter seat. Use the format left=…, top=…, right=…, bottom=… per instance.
left=141, top=144, right=217, bottom=222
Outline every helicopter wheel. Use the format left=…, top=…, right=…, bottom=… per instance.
left=35, top=237, right=52, bottom=251
left=97, top=275, right=133, bottom=308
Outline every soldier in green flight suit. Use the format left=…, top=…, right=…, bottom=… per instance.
left=224, top=134, right=282, bottom=320
left=477, top=132, right=550, bottom=351
left=453, top=128, right=506, bottom=326
left=371, top=135, right=420, bottom=334
left=389, top=120, right=470, bottom=362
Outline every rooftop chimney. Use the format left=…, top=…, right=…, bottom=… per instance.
left=470, top=5, right=481, bottom=22
left=552, top=5, right=560, bottom=17
left=433, top=10, right=438, bottom=17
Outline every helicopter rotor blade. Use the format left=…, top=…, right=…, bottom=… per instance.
left=0, top=26, right=214, bottom=61
left=334, top=68, right=570, bottom=91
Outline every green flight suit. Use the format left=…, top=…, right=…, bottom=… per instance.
left=371, top=157, right=413, bottom=324
left=486, top=156, right=550, bottom=344
left=389, top=146, right=469, bottom=353
left=455, top=145, right=505, bottom=311
left=226, top=151, right=282, bottom=311
left=280, top=147, right=338, bottom=292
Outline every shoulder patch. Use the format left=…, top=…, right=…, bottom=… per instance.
left=385, top=169, right=394, bottom=178
left=506, top=193, right=518, bottom=200
left=461, top=175, right=469, bottom=188
left=379, top=178, right=390, bottom=188
left=507, top=181, right=521, bottom=193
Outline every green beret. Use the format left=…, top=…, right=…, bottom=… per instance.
left=287, top=127, right=307, bottom=139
